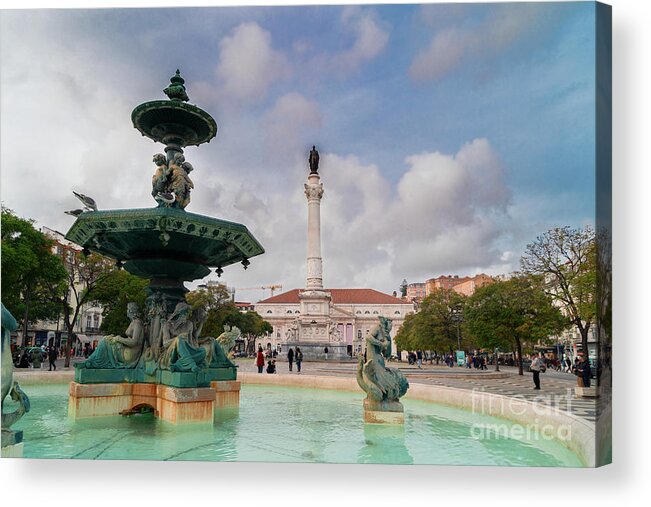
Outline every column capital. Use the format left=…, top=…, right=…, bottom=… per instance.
left=304, top=182, right=324, bottom=201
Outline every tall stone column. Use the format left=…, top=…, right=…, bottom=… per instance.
left=304, top=172, right=324, bottom=290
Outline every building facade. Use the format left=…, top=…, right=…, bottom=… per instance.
left=255, top=288, right=414, bottom=359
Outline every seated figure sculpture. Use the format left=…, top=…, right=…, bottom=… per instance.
left=198, top=324, right=240, bottom=369
left=159, top=302, right=206, bottom=372
left=357, top=317, right=409, bottom=413
left=77, top=302, right=145, bottom=369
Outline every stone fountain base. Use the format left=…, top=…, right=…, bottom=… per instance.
left=68, top=381, right=236, bottom=425
left=363, top=398, right=405, bottom=425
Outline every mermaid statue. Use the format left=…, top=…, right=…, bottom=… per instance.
left=77, top=302, right=145, bottom=369
left=2, top=303, right=30, bottom=448
left=159, top=302, right=206, bottom=372
left=357, top=317, right=409, bottom=414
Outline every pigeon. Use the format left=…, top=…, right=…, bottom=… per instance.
left=156, top=192, right=176, bottom=204
left=73, top=191, right=98, bottom=211
left=64, top=209, right=85, bottom=217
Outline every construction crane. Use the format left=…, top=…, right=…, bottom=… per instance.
left=233, top=284, right=282, bottom=301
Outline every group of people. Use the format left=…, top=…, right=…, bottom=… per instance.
left=255, top=346, right=304, bottom=374
left=13, top=345, right=59, bottom=371
left=530, top=353, right=593, bottom=390
left=466, top=355, right=488, bottom=370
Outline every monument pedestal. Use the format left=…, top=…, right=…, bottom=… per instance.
left=363, top=398, right=405, bottom=425
left=210, top=380, right=241, bottom=409
left=68, top=382, right=216, bottom=425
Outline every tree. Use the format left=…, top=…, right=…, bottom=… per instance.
left=1, top=207, right=67, bottom=344
left=394, top=289, right=467, bottom=354
left=43, top=251, right=115, bottom=367
left=88, top=269, right=149, bottom=335
left=464, top=276, right=566, bottom=375
left=521, top=226, right=596, bottom=360
left=186, top=283, right=272, bottom=355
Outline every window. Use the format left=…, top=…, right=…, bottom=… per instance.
left=364, top=311, right=370, bottom=314
left=394, top=311, right=401, bottom=315
left=287, top=310, right=293, bottom=314
left=357, top=330, right=362, bottom=339
left=266, top=310, right=272, bottom=314
left=372, top=311, right=379, bottom=315
left=356, top=311, right=361, bottom=315
left=86, top=315, right=92, bottom=329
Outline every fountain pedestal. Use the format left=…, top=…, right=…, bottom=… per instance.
left=211, top=380, right=241, bottom=409
left=363, top=398, right=405, bottom=425
left=68, top=382, right=217, bottom=425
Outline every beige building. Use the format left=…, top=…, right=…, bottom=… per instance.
left=255, top=288, right=414, bottom=358
left=425, top=273, right=494, bottom=297
left=26, top=227, right=104, bottom=350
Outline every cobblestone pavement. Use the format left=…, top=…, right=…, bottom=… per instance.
left=15, top=357, right=605, bottom=423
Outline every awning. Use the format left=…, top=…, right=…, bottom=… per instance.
left=76, top=334, right=92, bottom=344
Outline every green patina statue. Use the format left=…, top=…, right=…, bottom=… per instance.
left=77, top=302, right=145, bottom=369
left=199, top=324, right=239, bottom=369
left=357, top=317, right=409, bottom=413
left=2, top=303, right=31, bottom=448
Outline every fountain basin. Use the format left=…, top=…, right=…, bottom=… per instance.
left=9, top=379, right=588, bottom=466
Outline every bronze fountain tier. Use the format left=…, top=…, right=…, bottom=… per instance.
left=65, top=71, right=263, bottom=389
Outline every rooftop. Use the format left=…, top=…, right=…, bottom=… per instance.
left=257, top=288, right=414, bottom=305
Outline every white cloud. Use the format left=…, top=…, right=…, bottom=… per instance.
left=409, top=4, right=549, bottom=82
left=216, top=22, right=290, bottom=102
left=263, top=93, right=322, bottom=156
left=332, top=7, right=390, bottom=74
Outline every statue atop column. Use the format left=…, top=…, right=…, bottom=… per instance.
left=309, top=145, right=320, bottom=174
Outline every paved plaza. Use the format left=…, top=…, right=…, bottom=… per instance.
left=16, top=357, right=601, bottom=423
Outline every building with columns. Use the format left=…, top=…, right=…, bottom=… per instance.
left=254, top=147, right=414, bottom=360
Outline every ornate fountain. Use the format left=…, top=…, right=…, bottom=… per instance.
left=65, top=71, right=264, bottom=424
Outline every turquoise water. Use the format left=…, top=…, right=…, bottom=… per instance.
left=11, top=383, right=583, bottom=466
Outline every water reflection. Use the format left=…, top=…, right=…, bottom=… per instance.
left=358, top=423, right=413, bottom=464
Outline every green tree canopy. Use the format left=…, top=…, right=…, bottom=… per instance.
left=464, top=275, right=566, bottom=375
left=88, top=269, right=149, bottom=335
left=186, top=284, right=272, bottom=343
left=520, top=226, right=596, bottom=358
left=394, top=289, right=467, bottom=353
left=1, top=207, right=67, bottom=334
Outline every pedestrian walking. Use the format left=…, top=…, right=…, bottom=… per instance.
left=48, top=346, right=57, bottom=371
left=295, top=347, right=303, bottom=373
left=256, top=346, right=264, bottom=374
left=287, top=347, right=294, bottom=371
left=416, top=350, right=423, bottom=369
left=530, top=353, right=544, bottom=390
left=577, top=356, right=592, bottom=388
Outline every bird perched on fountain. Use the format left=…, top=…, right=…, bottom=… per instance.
left=156, top=192, right=176, bottom=205
left=64, top=209, right=86, bottom=217
left=73, top=191, right=98, bottom=211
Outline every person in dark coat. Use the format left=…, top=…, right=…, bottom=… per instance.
left=256, top=346, right=264, bottom=374
left=295, top=347, right=303, bottom=373
left=287, top=347, right=294, bottom=372
left=578, top=357, right=592, bottom=388
left=48, top=346, right=58, bottom=371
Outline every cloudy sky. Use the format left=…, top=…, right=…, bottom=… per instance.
left=0, top=2, right=597, bottom=302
